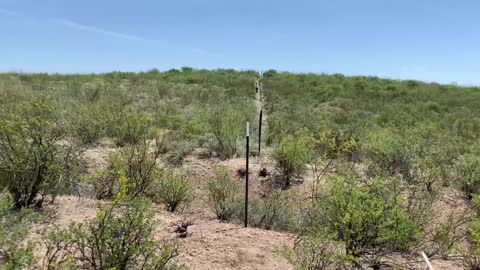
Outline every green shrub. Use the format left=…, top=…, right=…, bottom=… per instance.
left=454, top=154, right=480, bottom=199
left=0, top=191, right=41, bottom=269
left=262, top=69, right=277, bottom=78
left=207, top=104, right=250, bottom=159
left=0, top=100, right=83, bottom=208
left=69, top=102, right=118, bottom=144
left=69, top=104, right=105, bottom=144
left=363, top=129, right=413, bottom=178
left=42, top=196, right=183, bottom=270
left=273, top=130, right=316, bottom=187
left=308, top=175, right=419, bottom=264
left=278, top=235, right=346, bottom=270
left=92, top=142, right=161, bottom=200
left=241, top=189, right=303, bottom=232
left=463, top=219, right=480, bottom=270
left=166, top=141, right=195, bottom=165
left=151, top=169, right=193, bottom=212
left=207, top=166, right=241, bottom=220
left=111, top=111, right=151, bottom=146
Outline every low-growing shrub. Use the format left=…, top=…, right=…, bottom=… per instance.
left=166, top=141, right=195, bottom=165
left=69, top=104, right=105, bottom=144
left=308, top=175, right=419, bottom=265
left=0, top=191, right=41, bottom=269
left=69, top=102, right=118, bottom=145
left=278, top=235, right=346, bottom=270
left=92, top=141, right=161, bottom=200
left=0, top=100, right=84, bottom=208
left=454, top=154, right=480, bottom=199
left=111, top=111, right=152, bottom=146
left=43, top=197, right=183, bottom=270
left=463, top=219, right=480, bottom=270
left=363, top=129, right=415, bottom=181
left=273, top=130, right=316, bottom=188
left=207, top=166, right=241, bottom=220
left=207, top=104, right=251, bottom=159
left=151, top=169, right=193, bottom=212
left=242, top=189, right=303, bottom=232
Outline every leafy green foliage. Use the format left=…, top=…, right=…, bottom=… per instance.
left=69, top=101, right=117, bottom=144
left=43, top=198, right=183, bottom=270
left=0, top=99, right=84, bottom=208
left=273, top=130, right=316, bottom=187
left=206, top=102, right=255, bottom=159
left=92, top=141, right=161, bottom=200
left=462, top=219, right=480, bottom=270
left=0, top=191, right=41, bottom=269
left=263, top=73, right=480, bottom=188
left=207, top=166, right=241, bottom=221
left=151, top=169, right=193, bottom=212
left=240, top=189, right=303, bottom=232
left=308, top=175, right=419, bottom=262
left=278, top=236, right=346, bottom=270
left=43, top=173, right=184, bottom=270
left=0, top=69, right=258, bottom=154
left=455, top=154, right=480, bottom=199
left=112, top=111, right=152, bottom=147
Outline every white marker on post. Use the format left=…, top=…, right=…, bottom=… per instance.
left=246, top=122, right=250, bottom=137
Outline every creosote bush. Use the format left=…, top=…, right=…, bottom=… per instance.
left=206, top=102, right=254, bottom=159
left=207, top=166, right=241, bottom=221
left=43, top=175, right=184, bottom=270
left=111, top=111, right=152, bottom=147
left=278, top=236, right=346, bottom=270
left=240, top=189, right=303, bottom=232
left=0, top=99, right=83, bottom=208
left=151, top=169, right=193, bottom=212
left=0, top=191, right=41, bottom=269
left=305, top=175, right=419, bottom=266
left=92, top=141, right=160, bottom=200
left=454, top=154, right=480, bottom=199
left=273, top=130, right=316, bottom=188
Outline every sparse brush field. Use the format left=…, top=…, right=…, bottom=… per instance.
left=1, top=68, right=480, bottom=269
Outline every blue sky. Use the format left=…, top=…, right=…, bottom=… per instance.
left=0, top=0, right=479, bottom=85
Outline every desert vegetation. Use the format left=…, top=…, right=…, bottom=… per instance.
left=0, top=68, right=479, bottom=269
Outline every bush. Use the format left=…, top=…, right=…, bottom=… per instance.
left=111, top=111, right=151, bottom=146
left=166, top=141, right=195, bottom=165
left=69, top=102, right=117, bottom=144
left=207, top=166, right=241, bottom=220
left=308, top=175, right=419, bottom=265
left=43, top=196, right=183, bottom=270
left=0, top=100, right=84, bottom=208
left=207, top=104, right=249, bottom=159
left=242, top=189, right=303, bottom=232
left=151, top=169, right=193, bottom=212
left=273, top=130, right=316, bottom=188
left=278, top=236, right=346, bottom=270
left=148, top=129, right=194, bottom=165
left=463, top=219, right=480, bottom=270
left=454, top=154, right=480, bottom=199
left=92, top=141, right=161, bottom=200
left=0, top=191, right=41, bottom=269
left=363, top=129, right=415, bottom=181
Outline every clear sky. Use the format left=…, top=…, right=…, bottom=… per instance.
left=0, top=0, right=479, bottom=85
